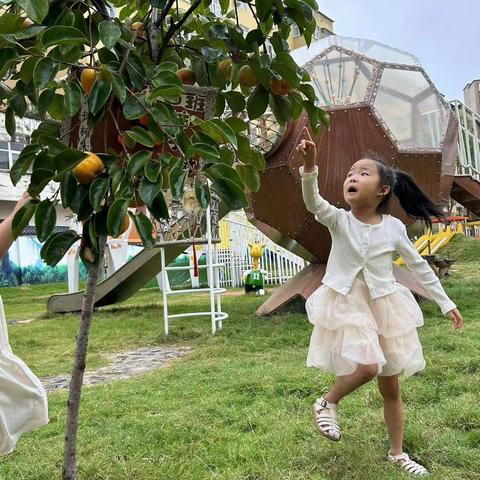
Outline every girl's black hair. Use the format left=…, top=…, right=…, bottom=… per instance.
left=361, top=151, right=448, bottom=229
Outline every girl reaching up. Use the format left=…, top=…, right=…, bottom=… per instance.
left=298, top=127, right=464, bottom=476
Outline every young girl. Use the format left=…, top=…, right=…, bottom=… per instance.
left=0, top=193, right=49, bottom=456
left=297, top=127, right=464, bottom=476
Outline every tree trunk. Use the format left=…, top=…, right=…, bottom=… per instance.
left=62, top=238, right=106, bottom=480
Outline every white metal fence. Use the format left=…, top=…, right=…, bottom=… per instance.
left=216, top=212, right=308, bottom=288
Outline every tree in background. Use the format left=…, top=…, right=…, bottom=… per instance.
left=0, top=0, right=329, bottom=478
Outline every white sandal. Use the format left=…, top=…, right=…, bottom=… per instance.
left=312, top=396, right=341, bottom=441
left=388, top=451, right=429, bottom=476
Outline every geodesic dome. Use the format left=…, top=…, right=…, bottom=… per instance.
left=291, top=35, right=450, bottom=151
left=245, top=35, right=458, bottom=266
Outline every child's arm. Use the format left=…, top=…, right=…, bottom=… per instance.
left=394, top=221, right=464, bottom=327
left=0, top=193, right=31, bottom=260
left=297, top=127, right=342, bottom=231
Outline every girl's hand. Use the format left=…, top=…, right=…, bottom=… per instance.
left=296, top=126, right=317, bottom=172
left=10, top=192, right=32, bottom=218
left=446, top=308, right=464, bottom=330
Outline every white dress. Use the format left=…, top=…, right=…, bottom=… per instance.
left=306, top=269, right=426, bottom=377
left=0, top=295, right=49, bottom=455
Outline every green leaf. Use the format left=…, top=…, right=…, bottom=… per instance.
left=187, top=143, right=220, bottom=161
left=35, top=199, right=57, bottom=242
left=11, top=199, right=37, bottom=239
left=5, top=106, right=15, bottom=137
left=123, top=94, right=146, bottom=120
left=250, top=149, right=266, bottom=171
left=89, top=79, right=112, bottom=115
left=204, top=163, right=243, bottom=189
left=169, top=167, right=187, bottom=199
left=195, top=176, right=210, bottom=209
left=149, top=84, right=183, bottom=100
left=40, top=230, right=79, bottom=267
left=53, top=149, right=87, bottom=175
left=247, top=85, right=269, bottom=120
left=46, top=94, right=65, bottom=121
left=139, top=177, right=162, bottom=206
left=149, top=191, right=169, bottom=221
left=37, top=90, right=54, bottom=119
left=19, top=56, right=38, bottom=84
left=128, top=212, right=155, bottom=248
left=236, top=164, right=261, bottom=192
left=126, top=127, right=154, bottom=147
left=211, top=178, right=248, bottom=210
left=41, top=26, right=87, bottom=47
left=0, top=47, right=18, bottom=66
left=107, top=199, right=129, bottom=237
left=127, top=150, right=151, bottom=177
left=299, top=83, right=316, bottom=102
left=144, top=161, right=161, bottom=182
left=38, top=135, right=66, bottom=156
left=64, top=81, right=82, bottom=116
left=224, top=117, right=248, bottom=133
left=270, top=94, right=292, bottom=125
left=89, top=176, right=109, bottom=212
left=201, top=119, right=238, bottom=148
left=17, top=0, right=49, bottom=23
left=104, top=70, right=127, bottom=104
left=28, top=168, right=54, bottom=197
left=10, top=144, right=40, bottom=185
left=33, top=57, right=59, bottom=90
left=256, top=0, right=272, bottom=22
left=236, top=133, right=253, bottom=163
left=99, top=21, right=121, bottom=49
left=224, top=91, right=246, bottom=113
left=60, top=172, right=77, bottom=209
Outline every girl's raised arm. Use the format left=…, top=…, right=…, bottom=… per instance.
left=297, top=127, right=342, bottom=231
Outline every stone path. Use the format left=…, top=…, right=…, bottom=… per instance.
left=40, top=345, right=192, bottom=392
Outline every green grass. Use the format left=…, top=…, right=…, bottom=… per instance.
left=0, top=239, right=479, bottom=479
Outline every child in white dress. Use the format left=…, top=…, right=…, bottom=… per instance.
left=0, top=194, right=49, bottom=456
left=297, top=127, right=464, bottom=476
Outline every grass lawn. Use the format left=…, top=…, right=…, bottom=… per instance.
left=0, top=235, right=479, bottom=479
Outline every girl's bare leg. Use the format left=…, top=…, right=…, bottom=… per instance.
left=377, top=374, right=403, bottom=455
left=324, top=363, right=378, bottom=404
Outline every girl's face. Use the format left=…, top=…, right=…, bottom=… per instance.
left=343, top=159, right=390, bottom=208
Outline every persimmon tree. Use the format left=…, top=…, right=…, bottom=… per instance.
left=0, top=0, right=328, bottom=478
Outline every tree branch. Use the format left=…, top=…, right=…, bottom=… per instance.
left=156, top=0, right=202, bottom=63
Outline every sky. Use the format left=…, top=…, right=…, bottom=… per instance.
left=316, top=0, right=479, bottom=101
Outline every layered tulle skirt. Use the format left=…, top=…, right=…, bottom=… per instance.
left=0, top=296, right=48, bottom=455
left=306, top=270, right=426, bottom=377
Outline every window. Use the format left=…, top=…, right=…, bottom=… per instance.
left=292, top=25, right=301, bottom=37
left=0, top=141, right=25, bottom=171
left=210, top=0, right=222, bottom=16
left=264, top=39, right=274, bottom=57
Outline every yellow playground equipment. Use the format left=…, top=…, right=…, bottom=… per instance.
left=395, top=223, right=464, bottom=266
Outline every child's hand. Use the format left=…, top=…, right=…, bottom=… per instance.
left=446, top=308, right=464, bottom=330
left=296, top=126, right=316, bottom=172
left=11, top=192, right=32, bottom=218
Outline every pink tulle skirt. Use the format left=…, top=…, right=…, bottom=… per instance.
left=306, top=270, right=426, bottom=377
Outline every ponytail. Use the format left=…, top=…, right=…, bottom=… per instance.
left=392, top=170, right=447, bottom=229
left=366, top=154, right=448, bottom=229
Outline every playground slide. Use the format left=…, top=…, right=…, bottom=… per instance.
left=47, top=243, right=187, bottom=314
left=419, top=228, right=456, bottom=255
left=395, top=227, right=458, bottom=266
left=395, top=231, right=432, bottom=266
